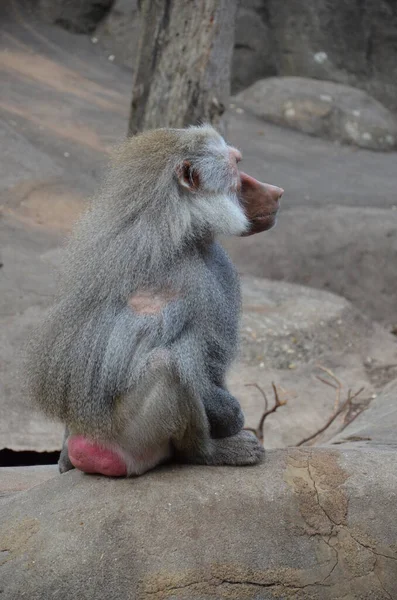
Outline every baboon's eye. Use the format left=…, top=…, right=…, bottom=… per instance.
left=183, top=162, right=192, bottom=183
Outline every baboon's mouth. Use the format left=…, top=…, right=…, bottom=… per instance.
left=255, top=211, right=278, bottom=220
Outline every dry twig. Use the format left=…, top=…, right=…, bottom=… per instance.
left=315, top=365, right=342, bottom=411
left=294, top=364, right=367, bottom=447
left=296, top=387, right=364, bottom=446
left=244, top=382, right=287, bottom=443
left=244, top=366, right=369, bottom=449
left=244, top=383, right=268, bottom=412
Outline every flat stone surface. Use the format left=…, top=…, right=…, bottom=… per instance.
left=3, top=264, right=396, bottom=452
left=0, top=466, right=58, bottom=501
left=223, top=205, right=397, bottom=329
left=0, top=448, right=396, bottom=599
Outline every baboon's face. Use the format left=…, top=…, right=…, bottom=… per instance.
left=175, top=127, right=283, bottom=237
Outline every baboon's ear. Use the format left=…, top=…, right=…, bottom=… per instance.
left=176, top=160, right=200, bottom=191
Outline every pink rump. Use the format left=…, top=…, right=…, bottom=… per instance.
left=67, top=435, right=127, bottom=477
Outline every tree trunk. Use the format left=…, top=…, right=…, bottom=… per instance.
left=128, top=0, right=238, bottom=135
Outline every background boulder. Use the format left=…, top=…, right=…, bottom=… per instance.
left=230, top=277, right=397, bottom=448
left=235, top=77, right=397, bottom=150
left=233, top=0, right=397, bottom=116
left=45, top=0, right=397, bottom=118
left=231, top=0, right=276, bottom=92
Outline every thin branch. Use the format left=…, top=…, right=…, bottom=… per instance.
left=245, top=367, right=368, bottom=449
left=296, top=387, right=365, bottom=447
left=341, top=388, right=369, bottom=425
left=348, top=387, right=365, bottom=403
left=244, top=427, right=258, bottom=436
left=316, top=365, right=342, bottom=411
left=334, top=386, right=341, bottom=413
left=244, top=382, right=287, bottom=443
left=316, top=365, right=342, bottom=388
left=338, top=399, right=370, bottom=433
left=244, top=382, right=268, bottom=412
left=315, top=375, right=339, bottom=389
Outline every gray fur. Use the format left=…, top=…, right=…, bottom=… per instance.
left=27, top=125, right=264, bottom=473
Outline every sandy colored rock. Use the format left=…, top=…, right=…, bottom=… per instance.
left=0, top=448, right=396, bottom=599
left=3, top=264, right=396, bottom=452
left=0, top=218, right=65, bottom=452
left=0, top=466, right=58, bottom=501
left=240, top=276, right=379, bottom=369
left=223, top=204, right=397, bottom=329
left=227, top=276, right=397, bottom=448
left=224, top=106, right=397, bottom=325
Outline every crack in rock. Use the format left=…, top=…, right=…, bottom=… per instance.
left=281, top=449, right=395, bottom=599
left=141, top=450, right=396, bottom=599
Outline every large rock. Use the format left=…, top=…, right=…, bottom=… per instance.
left=329, top=378, right=397, bottom=449
left=239, top=277, right=383, bottom=370
left=92, top=0, right=397, bottom=117
left=228, top=276, right=397, bottom=448
left=232, top=0, right=397, bottom=116
left=0, top=1, right=129, bottom=453
left=3, top=264, right=396, bottom=452
left=235, top=77, right=397, bottom=151
left=1, top=448, right=396, bottom=599
left=0, top=466, right=58, bottom=501
left=232, top=0, right=276, bottom=92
